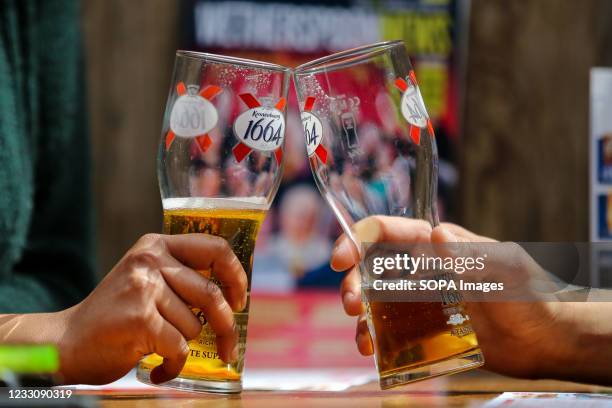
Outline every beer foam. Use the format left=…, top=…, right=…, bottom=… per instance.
left=162, top=197, right=269, bottom=211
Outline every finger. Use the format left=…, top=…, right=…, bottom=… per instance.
left=215, top=321, right=239, bottom=364
left=356, top=314, right=373, bottom=356
left=432, top=226, right=502, bottom=263
left=331, top=234, right=360, bottom=272
left=156, top=284, right=202, bottom=341
left=431, top=227, right=491, bottom=284
left=439, top=223, right=496, bottom=242
left=158, top=257, right=237, bottom=358
left=355, top=216, right=433, bottom=243
left=148, top=317, right=189, bottom=384
left=341, top=267, right=364, bottom=316
left=162, top=234, right=247, bottom=311
left=431, top=225, right=487, bottom=259
left=331, top=217, right=432, bottom=271
left=431, top=225, right=460, bottom=245
left=431, top=226, right=545, bottom=292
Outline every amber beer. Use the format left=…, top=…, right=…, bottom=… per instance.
left=137, top=198, right=266, bottom=392
left=362, top=243, right=482, bottom=389
left=366, top=299, right=479, bottom=388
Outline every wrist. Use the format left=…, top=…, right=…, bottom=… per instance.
left=537, top=302, right=612, bottom=385
left=0, top=307, right=78, bottom=384
left=51, top=305, right=79, bottom=384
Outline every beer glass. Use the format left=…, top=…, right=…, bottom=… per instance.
left=136, top=51, right=290, bottom=393
left=293, top=41, right=484, bottom=389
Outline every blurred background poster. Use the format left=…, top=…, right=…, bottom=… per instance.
left=591, top=68, right=612, bottom=241
left=590, top=68, right=612, bottom=291
left=174, top=0, right=465, bottom=368
left=183, top=0, right=463, bottom=293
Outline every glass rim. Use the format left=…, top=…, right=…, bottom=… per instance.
left=293, top=40, right=405, bottom=75
left=176, top=50, right=291, bottom=74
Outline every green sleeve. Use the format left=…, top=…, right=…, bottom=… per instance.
left=0, top=0, right=96, bottom=313
left=3, top=115, right=96, bottom=314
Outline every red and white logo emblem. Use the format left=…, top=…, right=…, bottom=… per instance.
left=165, top=82, right=223, bottom=152
left=301, top=96, right=327, bottom=164
left=395, top=71, right=434, bottom=145
left=232, top=93, right=285, bottom=165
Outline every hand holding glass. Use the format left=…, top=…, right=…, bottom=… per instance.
left=294, top=41, right=484, bottom=389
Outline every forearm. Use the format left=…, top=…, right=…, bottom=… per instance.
left=541, top=302, right=612, bottom=385
left=0, top=308, right=74, bottom=382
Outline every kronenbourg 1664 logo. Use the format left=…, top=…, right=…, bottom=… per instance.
left=232, top=93, right=285, bottom=165
left=301, top=96, right=328, bottom=164
left=446, top=313, right=470, bottom=326
left=166, top=82, right=223, bottom=152
left=395, top=71, right=434, bottom=146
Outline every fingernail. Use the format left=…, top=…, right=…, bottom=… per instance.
left=332, top=238, right=349, bottom=258
left=150, top=366, right=166, bottom=384
left=331, top=239, right=353, bottom=271
left=180, top=339, right=189, bottom=355
left=343, top=291, right=355, bottom=306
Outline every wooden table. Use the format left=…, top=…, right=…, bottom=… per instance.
left=81, top=369, right=611, bottom=408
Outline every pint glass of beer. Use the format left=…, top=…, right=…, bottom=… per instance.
left=136, top=51, right=290, bottom=393
left=293, top=41, right=484, bottom=389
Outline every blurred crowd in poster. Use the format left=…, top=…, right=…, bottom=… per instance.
left=181, top=0, right=463, bottom=292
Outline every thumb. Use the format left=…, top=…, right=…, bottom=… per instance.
left=431, top=225, right=459, bottom=244
left=431, top=225, right=481, bottom=261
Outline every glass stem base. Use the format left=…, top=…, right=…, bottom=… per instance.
left=136, top=366, right=242, bottom=394
left=378, top=348, right=484, bottom=390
